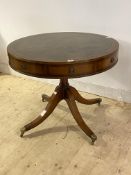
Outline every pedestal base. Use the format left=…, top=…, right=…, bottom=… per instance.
left=20, top=78, right=102, bottom=144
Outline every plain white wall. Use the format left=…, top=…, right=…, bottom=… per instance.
left=0, top=0, right=131, bottom=102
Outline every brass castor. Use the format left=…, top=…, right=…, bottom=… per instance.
left=41, top=94, right=50, bottom=102
left=97, top=98, right=102, bottom=106
left=20, top=127, right=26, bottom=137
left=90, top=134, right=97, bottom=145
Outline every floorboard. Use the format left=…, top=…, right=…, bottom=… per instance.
left=0, top=74, right=131, bottom=175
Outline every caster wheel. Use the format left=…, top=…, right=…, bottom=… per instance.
left=20, top=127, right=26, bottom=137
left=42, top=94, right=49, bottom=102
left=90, top=134, right=97, bottom=145
left=98, top=98, right=102, bottom=106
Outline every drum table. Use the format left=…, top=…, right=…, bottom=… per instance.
left=7, top=32, right=119, bottom=144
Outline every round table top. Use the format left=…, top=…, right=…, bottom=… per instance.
left=8, top=32, right=119, bottom=78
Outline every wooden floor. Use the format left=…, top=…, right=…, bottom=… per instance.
left=0, top=74, right=131, bottom=175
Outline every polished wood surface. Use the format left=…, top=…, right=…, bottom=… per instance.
left=7, top=32, right=119, bottom=144
left=8, top=32, right=119, bottom=78
left=20, top=78, right=101, bottom=144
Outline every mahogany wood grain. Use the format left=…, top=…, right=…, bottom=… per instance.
left=8, top=32, right=119, bottom=79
